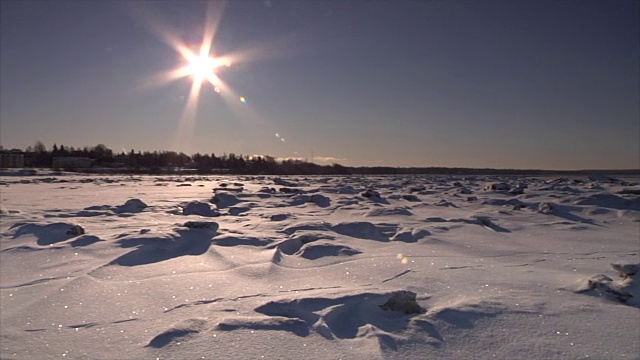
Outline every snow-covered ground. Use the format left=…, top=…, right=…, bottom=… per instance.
left=1, top=174, right=639, bottom=359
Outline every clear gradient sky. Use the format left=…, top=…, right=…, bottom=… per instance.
left=1, top=0, right=638, bottom=169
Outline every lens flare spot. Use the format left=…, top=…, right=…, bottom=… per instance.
left=397, top=253, right=404, bottom=259
left=401, top=257, right=409, bottom=265
left=240, top=96, right=247, bottom=104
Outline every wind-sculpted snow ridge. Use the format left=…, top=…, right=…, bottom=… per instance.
left=1, top=173, right=639, bottom=359
left=146, top=318, right=208, bottom=348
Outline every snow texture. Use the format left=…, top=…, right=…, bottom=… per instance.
left=0, top=173, right=639, bottom=359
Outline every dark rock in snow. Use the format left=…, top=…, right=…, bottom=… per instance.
left=228, top=207, right=250, bottom=216
left=66, top=224, right=85, bottom=236
left=270, top=214, right=290, bottom=221
left=310, top=194, right=331, bottom=207
left=611, top=263, right=640, bottom=278
left=485, top=183, right=510, bottom=191
left=183, top=221, right=219, bottom=231
left=618, top=188, right=640, bottom=195
left=214, top=187, right=243, bottom=193
left=401, top=194, right=420, bottom=202
left=584, top=275, right=633, bottom=303
left=258, top=187, right=277, bottom=194
left=380, top=290, right=425, bottom=314
left=280, top=187, right=302, bottom=194
left=361, top=189, right=380, bottom=198
left=538, top=202, right=553, bottom=214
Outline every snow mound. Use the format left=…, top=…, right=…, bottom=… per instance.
left=115, top=198, right=147, bottom=213
left=11, top=222, right=86, bottom=245
left=271, top=231, right=333, bottom=255
left=310, top=194, right=331, bottom=207
left=295, top=241, right=361, bottom=260
left=210, top=192, right=240, bottom=208
left=108, top=228, right=216, bottom=267
left=182, top=201, right=220, bottom=217
left=289, top=194, right=331, bottom=207
left=331, top=222, right=397, bottom=241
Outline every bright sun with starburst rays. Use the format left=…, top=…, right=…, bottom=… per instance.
left=129, top=1, right=260, bottom=151
left=172, top=43, right=233, bottom=94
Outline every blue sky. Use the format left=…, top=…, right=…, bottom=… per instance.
left=1, top=0, right=638, bottom=169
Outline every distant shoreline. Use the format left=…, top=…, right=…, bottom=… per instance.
left=1, top=167, right=639, bottom=178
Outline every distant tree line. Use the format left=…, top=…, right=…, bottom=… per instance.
left=15, top=141, right=350, bottom=175
left=7, top=141, right=639, bottom=176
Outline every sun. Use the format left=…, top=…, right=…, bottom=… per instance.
left=184, top=53, right=232, bottom=79
left=186, top=54, right=218, bottom=78
left=135, top=1, right=235, bottom=95
left=132, top=1, right=257, bottom=152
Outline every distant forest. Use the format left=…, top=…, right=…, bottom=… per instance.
left=2, top=141, right=639, bottom=176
